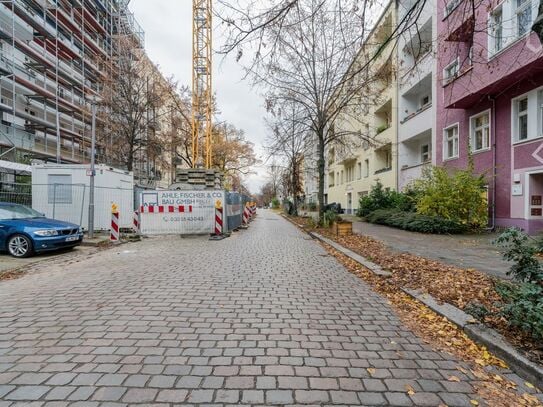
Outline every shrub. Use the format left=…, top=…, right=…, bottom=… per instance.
left=271, top=197, right=280, bottom=209
left=495, top=281, right=543, bottom=340
left=411, top=164, right=488, bottom=229
left=494, top=228, right=542, bottom=283
left=357, top=181, right=414, bottom=217
left=322, top=210, right=340, bottom=228
left=308, top=202, right=317, bottom=211
left=493, top=228, right=543, bottom=341
left=365, top=209, right=467, bottom=234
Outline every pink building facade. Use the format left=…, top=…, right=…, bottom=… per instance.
left=436, top=0, right=543, bottom=233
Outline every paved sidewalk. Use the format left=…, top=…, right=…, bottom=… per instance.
left=351, top=220, right=512, bottom=280
left=0, top=210, right=534, bottom=405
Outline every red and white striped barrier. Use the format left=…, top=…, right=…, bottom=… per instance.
left=242, top=205, right=251, bottom=225
left=215, top=206, right=223, bottom=235
left=140, top=205, right=193, bottom=214
left=111, top=211, right=120, bottom=242
left=133, top=211, right=140, bottom=233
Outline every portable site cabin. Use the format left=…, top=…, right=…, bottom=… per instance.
left=32, top=164, right=134, bottom=231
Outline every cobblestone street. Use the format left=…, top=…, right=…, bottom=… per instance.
left=0, top=211, right=532, bottom=406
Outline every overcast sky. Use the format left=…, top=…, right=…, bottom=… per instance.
left=130, top=0, right=268, bottom=193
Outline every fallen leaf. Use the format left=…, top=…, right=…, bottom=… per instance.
left=405, top=384, right=415, bottom=395
left=366, top=368, right=375, bottom=376
left=470, top=400, right=479, bottom=406
left=448, top=375, right=461, bottom=382
left=524, top=382, right=535, bottom=389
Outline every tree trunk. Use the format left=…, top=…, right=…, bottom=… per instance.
left=317, top=130, right=326, bottom=223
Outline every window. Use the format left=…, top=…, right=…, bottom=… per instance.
left=490, top=7, right=504, bottom=54
left=489, top=0, right=537, bottom=57
left=357, top=162, right=362, bottom=179
left=48, top=174, right=72, bottom=204
left=364, top=159, right=369, bottom=177
left=420, top=95, right=431, bottom=108
left=329, top=172, right=335, bottom=187
left=444, top=124, right=459, bottom=159
left=421, top=144, right=431, bottom=162
left=443, top=59, right=459, bottom=84
left=470, top=111, right=491, bottom=152
left=517, top=97, right=529, bottom=141
left=512, top=87, right=543, bottom=142
left=516, top=0, right=532, bottom=36
left=444, top=0, right=462, bottom=17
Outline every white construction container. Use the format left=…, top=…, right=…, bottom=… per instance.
left=31, top=164, right=134, bottom=231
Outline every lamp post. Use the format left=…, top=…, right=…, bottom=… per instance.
left=86, top=94, right=101, bottom=239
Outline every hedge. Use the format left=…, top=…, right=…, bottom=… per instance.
left=365, top=209, right=467, bottom=234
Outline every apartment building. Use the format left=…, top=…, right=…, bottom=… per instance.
left=0, top=0, right=143, bottom=173
left=436, top=0, right=543, bottom=233
left=326, top=1, right=397, bottom=214
left=397, top=0, right=436, bottom=190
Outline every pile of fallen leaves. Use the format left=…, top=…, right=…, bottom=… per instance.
left=325, top=244, right=542, bottom=407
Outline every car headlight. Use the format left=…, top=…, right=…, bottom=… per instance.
left=34, top=230, right=59, bottom=237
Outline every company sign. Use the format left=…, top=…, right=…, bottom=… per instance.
left=139, top=190, right=225, bottom=235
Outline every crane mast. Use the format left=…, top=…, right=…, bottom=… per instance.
left=192, top=0, right=213, bottom=169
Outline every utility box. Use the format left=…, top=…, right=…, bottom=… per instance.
left=31, top=164, right=134, bottom=231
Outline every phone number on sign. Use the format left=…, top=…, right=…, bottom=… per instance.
left=163, top=216, right=205, bottom=222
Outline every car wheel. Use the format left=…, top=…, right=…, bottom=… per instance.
left=7, top=234, right=33, bottom=258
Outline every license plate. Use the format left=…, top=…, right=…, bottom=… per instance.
left=65, top=236, right=79, bottom=242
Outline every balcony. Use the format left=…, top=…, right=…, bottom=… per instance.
left=399, top=103, right=433, bottom=142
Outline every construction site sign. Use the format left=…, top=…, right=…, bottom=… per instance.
left=139, top=190, right=225, bottom=235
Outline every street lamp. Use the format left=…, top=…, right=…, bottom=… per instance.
left=85, top=94, right=102, bottom=239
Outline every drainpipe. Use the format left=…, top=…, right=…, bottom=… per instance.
left=489, top=95, right=497, bottom=231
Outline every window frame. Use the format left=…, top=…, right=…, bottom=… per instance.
left=443, top=58, right=460, bottom=85
left=469, top=110, right=491, bottom=153
left=443, top=123, right=460, bottom=160
left=511, top=86, right=543, bottom=143
left=421, top=143, right=431, bottom=163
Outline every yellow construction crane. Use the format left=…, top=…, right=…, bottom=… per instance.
left=192, top=0, right=213, bottom=169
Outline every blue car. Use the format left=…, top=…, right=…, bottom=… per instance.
left=0, top=203, right=83, bottom=258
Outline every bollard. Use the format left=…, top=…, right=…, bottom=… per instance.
left=210, top=199, right=226, bottom=240
left=111, top=203, right=120, bottom=242
left=133, top=210, right=140, bottom=234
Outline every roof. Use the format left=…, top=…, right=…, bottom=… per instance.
left=0, top=160, right=32, bottom=175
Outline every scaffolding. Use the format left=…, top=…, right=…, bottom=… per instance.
left=0, top=0, right=143, bottom=166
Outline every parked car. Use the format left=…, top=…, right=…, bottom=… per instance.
left=0, top=203, right=83, bottom=258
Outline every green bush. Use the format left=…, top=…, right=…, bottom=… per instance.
left=411, top=164, right=488, bottom=229
left=495, top=281, right=543, bottom=340
left=357, top=181, right=414, bottom=217
left=365, top=209, right=467, bottom=234
left=494, top=228, right=542, bottom=283
left=493, top=228, right=543, bottom=341
left=322, top=210, right=340, bottom=228
left=271, top=197, right=280, bottom=209
left=308, top=202, right=317, bottom=211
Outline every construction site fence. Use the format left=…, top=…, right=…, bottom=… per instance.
left=225, top=192, right=254, bottom=232
left=1, top=182, right=134, bottom=231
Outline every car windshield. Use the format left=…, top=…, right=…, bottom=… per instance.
left=0, top=204, right=44, bottom=220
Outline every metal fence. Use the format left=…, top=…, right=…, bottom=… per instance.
left=0, top=181, right=31, bottom=206
left=0, top=181, right=134, bottom=231
left=225, top=192, right=253, bottom=232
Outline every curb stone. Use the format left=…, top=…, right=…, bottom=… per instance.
left=309, top=231, right=392, bottom=277
left=299, top=223, right=543, bottom=390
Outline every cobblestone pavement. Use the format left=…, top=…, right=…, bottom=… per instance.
left=0, top=210, right=535, bottom=406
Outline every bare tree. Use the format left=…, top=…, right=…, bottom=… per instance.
left=266, top=99, right=308, bottom=215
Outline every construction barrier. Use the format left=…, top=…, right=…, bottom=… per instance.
left=139, top=190, right=225, bottom=235
left=133, top=211, right=140, bottom=234
left=111, top=203, right=120, bottom=242
left=214, top=201, right=223, bottom=236
left=225, top=192, right=243, bottom=231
